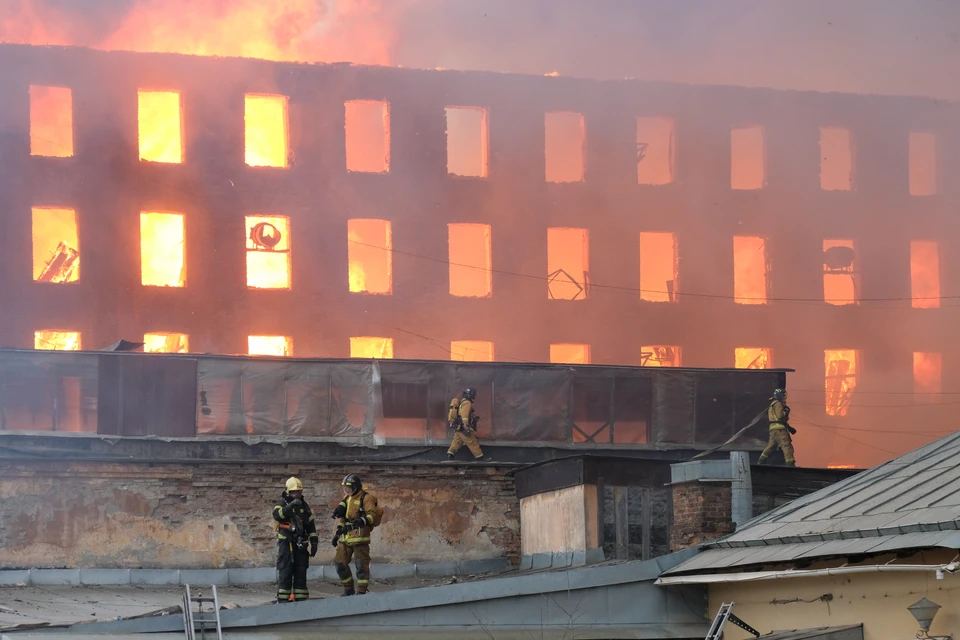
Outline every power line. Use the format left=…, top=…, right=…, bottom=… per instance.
left=793, top=418, right=899, bottom=455
left=25, top=132, right=960, bottom=307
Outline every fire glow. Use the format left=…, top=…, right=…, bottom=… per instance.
left=140, top=212, right=186, bottom=287
left=245, top=94, right=289, bottom=168
left=138, top=91, right=183, bottom=164
left=29, top=85, right=73, bottom=157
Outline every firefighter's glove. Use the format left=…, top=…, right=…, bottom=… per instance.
left=787, top=425, right=797, bottom=435
left=350, top=517, right=367, bottom=529
left=310, top=539, right=318, bottom=557
left=332, top=504, right=347, bottom=519
left=332, top=526, right=343, bottom=547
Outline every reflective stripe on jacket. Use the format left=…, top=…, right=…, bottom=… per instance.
left=337, top=491, right=378, bottom=546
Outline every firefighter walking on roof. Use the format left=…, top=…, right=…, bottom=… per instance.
left=447, top=387, right=485, bottom=461
left=758, top=388, right=797, bottom=467
left=272, top=477, right=318, bottom=603
left=332, top=474, right=382, bottom=596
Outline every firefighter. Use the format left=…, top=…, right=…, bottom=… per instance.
left=272, top=477, right=318, bottom=603
left=758, top=388, right=797, bottom=467
left=332, top=473, right=381, bottom=596
left=447, top=387, right=485, bottom=461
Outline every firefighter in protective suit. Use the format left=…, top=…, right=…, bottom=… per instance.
left=272, top=477, right=318, bottom=602
left=332, top=474, right=381, bottom=596
left=447, top=387, right=484, bottom=460
left=758, top=388, right=797, bottom=467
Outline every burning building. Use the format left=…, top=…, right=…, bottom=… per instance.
left=0, top=43, right=958, bottom=468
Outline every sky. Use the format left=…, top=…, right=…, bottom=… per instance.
left=3, top=0, right=960, bottom=99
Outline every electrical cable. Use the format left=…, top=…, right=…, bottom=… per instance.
left=25, top=130, right=960, bottom=307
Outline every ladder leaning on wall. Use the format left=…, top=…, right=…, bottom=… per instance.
left=182, top=584, right=223, bottom=640
left=706, top=602, right=761, bottom=640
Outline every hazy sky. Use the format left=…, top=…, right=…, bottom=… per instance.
left=3, top=0, right=960, bottom=99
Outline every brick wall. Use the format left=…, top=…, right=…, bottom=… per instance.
left=669, top=481, right=734, bottom=551
left=0, top=460, right=519, bottom=569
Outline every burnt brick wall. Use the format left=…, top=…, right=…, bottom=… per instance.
left=0, top=460, right=519, bottom=569
left=669, top=481, right=734, bottom=552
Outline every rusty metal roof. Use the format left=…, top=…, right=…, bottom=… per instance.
left=665, top=431, right=960, bottom=574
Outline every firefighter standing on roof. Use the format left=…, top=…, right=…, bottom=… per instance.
left=272, top=477, right=318, bottom=603
left=758, top=388, right=797, bottom=467
left=332, top=474, right=381, bottom=596
left=447, top=387, right=484, bottom=461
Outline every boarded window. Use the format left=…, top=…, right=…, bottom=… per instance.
left=140, top=212, right=185, bottom=287
left=246, top=215, right=291, bottom=289
left=138, top=91, right=183, bottom=164
left=30, top=86, right=73, bottom=157
left=733, top=235, right=767, bottom=304
left=823, top=239, right=857, bottom=305
left=144, top=332, right=189, bottom=353
left=735, top=347, right=771, bottom=369
left=550, top=344, right=591, bottom=365
left=730, top=126, right=765, bottom=190
left=547, top=228, right=588, bottom=300
left=35, top=330, right=81, bottom=351
left=450, top=340, right=494, bottom=362
left=636, top=117, right=675, bottom=185
left=640, top=232, right=678, bottom=302
left=446, top=107, right=488, bottom=177
left=350, top=337, right=394, bottom=359
left=820, top=126, right=852, bottom=191
left=913, top=352, right=941, bottom=400
left=248, top=336, right=292, bottom=357
left=545, top=111, right=584, bottom=183
left=345, top=100, right=390, bottom=173
left=825, top=349, right=858, bottom=416
left=348, top=219, right=392, bottom=294
left=909, top=132, right=937, bottom=196
left=911, top=240, right=940, bottom=309
left=245, top=94, right=289, bottom=168
left=641, top=346, right=681, bottom=367
left=32, top=207, right=79, bottom=283
left=448, top=223, right=491, bottom=297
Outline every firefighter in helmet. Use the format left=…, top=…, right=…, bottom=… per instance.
left=758, top=388, right=797, bottom=467
left=272, top=477, right=318, bottom=602
left=332, top=474, right=381, bottom=596
left=447, top=387, right=485, bottom=461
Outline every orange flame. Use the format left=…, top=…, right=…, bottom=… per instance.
left=350, top=337, right=393, bottom=359
left=140, top=212, right=186, bottom=287
left=825, top=349, right=858, bottom=416
left=245, top=95, right=289, bottom=168
left=2, top=1, right=398, bottom=66
left=138, top=91, right=183, bottom=164
left=29, top=86, right=73, bottom=157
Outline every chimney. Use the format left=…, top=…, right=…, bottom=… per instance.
left=668, top=452, right=752, bottom=551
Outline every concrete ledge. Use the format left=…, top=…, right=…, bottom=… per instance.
left=79, top=569, right=131, bottom=585
left=228, top=568, right=274, bottom=585
left=0, top=559, right=510, bottom=587
left=30, top=569, right=80, bottom=586
left=519, top=549, right=605, bottom=571
left=131, top=569, right=181, bottom=586
left=179, top=570, right=229, bottom=586
left=414, top=561, right=459, bottom=578
left=0, top=570, right=29, bottom=586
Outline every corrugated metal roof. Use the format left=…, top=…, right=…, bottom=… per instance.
left=665, top=431, right=960, bottom=574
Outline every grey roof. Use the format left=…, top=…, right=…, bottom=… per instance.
left=666, top=431, right=960, bottom=574
left=3, top=551, right=708, bottom=639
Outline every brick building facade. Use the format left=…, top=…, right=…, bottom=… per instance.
left=1, top=44, right=958, bottom=466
